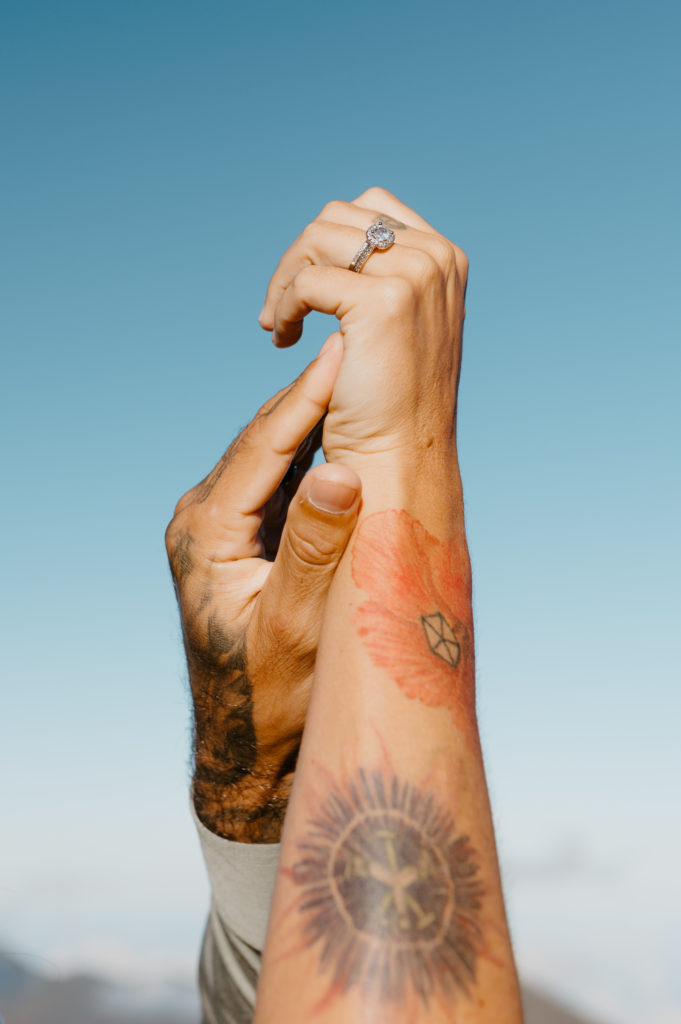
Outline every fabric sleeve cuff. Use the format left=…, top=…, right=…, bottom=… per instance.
left=191, top=795, right=281, bottom=951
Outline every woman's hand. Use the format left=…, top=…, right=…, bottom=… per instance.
left=165, top=340, right=361, bottom=842
left=258, top=187, right=468, bottom=476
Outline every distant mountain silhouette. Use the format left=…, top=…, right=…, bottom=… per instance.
left=0, top=950, right=611, bottom=1024
left=523, top=986, right=612, bottom=1024
left=0, top=952, right=197, bottom=1024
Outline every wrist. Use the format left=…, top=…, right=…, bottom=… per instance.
left=349, top=450, right=467, bottom=536
left=193, top=759, right=292, bottom=843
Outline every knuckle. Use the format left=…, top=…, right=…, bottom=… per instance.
left=453, top=243, right=469, bottom=276
left=288, top=526, right=340, bottom=569
left=380, top=276, right=413, bottom=315
left=294, top=262, right=319, bottom=293
left=412, top=249, right=441, bottom=286
left=201, top=496, right=225, bottom=526
left=170, top=490, right=194, bottom=520
left=255, top=389, right=284, bottom=419
left=300, top=220, right=320, bottom=250
left=431, top=237, right=457, bottom=274
left=359, top=185, right=391, bottom=204
left=319, top=199, right=346, bottom=221
left=170, top=497, right=186, bottom=520
left=227, top=420, right=262, bottom=466
left=246, top=411, right=268, bottom=441
left=164, top=517, right=179, bottom=557
left=164, top=511, right=195, bottom=581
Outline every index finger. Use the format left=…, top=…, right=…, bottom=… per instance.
left=193, top=334, right=344, bottom=521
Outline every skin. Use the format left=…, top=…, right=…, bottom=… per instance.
left=168, top=187, right=522, bottom=1020
left=166, top=342, right=362, bottom=841
left=251, top=188, right=523, bottom=1022
left=167, top=186, right=469, bottom=841
left=352, top=508, right=476, bottom=721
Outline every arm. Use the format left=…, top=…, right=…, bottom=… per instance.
left=165, top=342, right=362, bottom=843
left=253, top=188, right=523, bottom=1022
left=167, top=347, right=367, bottom=1021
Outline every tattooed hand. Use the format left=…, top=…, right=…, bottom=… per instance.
left=165, top=339, right=361, bottom=842
left=258, top=187, right=467, bottom=478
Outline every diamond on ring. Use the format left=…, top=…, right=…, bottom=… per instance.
left=349, top=219, right=396, bottom=273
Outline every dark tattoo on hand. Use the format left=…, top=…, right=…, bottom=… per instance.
left=192, top=621, right=256, bottom=786
left=188, top=620, right=290, bottom=842
left=292, top=770, right=482, bottom=1007
left=167, top=410, right=324, bottom=841
left=168, top=529, right=194, bottom=583
left=194, top=451, right=231, bottom=504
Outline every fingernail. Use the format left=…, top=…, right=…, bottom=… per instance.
left=258, top=306, right=267, bottom=325
left=271, top=329, right=279, bottom=346
left=308, top=478, right=358, bottom=514
left=317, top=334, right=337, bottom=358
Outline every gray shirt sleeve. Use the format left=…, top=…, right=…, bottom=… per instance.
left=192, top=801, right=281, bottom=1024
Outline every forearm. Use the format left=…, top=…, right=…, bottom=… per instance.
left=255, top=458, right=523, bottom=1022
left=189, top=631, right=296, bottom=844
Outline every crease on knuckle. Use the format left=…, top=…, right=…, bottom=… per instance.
left=287, top=527, right=339, bottom=570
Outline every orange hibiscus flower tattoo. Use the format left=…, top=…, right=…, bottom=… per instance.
left=352, top=509, right=475, bottom=716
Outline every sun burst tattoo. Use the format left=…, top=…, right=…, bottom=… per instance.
left=292, top=770, right=483, bottom=1008
left=352, top=509, right=474, bottom=716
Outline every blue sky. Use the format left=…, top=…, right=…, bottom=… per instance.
left=2, top=1, right=680, bottom=1021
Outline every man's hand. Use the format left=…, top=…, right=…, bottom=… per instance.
left=165, top=339, right=361, bottom=842
left=258, top=187, right=468, bottom=484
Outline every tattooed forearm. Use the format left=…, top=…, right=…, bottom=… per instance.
left=352, top=509, right=474, bottom=719
left=421, top=611, right=462, bottom=667
left=292, top=769, right=483, bottom=1008
left=186, top=618, right=290, bottom=842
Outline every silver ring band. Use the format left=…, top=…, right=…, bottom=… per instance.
left=349, top=219, right=396, bottom=273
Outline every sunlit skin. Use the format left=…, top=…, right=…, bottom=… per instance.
left=285, top=761, right=485, bottom=1018
left=168, top=186, right=522, bottom=1020
left=166, top=342, right=363, bottom=842
left=253, top=189, right=523, bottom=1023
left=353, top=509, right=476, bottom=731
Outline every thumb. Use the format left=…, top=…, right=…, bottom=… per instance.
left=258, top=463, right=361, bottom=651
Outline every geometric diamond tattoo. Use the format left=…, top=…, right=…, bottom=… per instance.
left=420, top=612, right=461, bottom=669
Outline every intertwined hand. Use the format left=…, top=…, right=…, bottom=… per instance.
left=166, top=342, right=361, bottom=841
left=259, top=187, right=468, bottom=476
